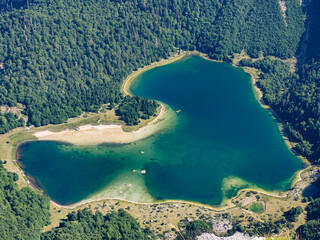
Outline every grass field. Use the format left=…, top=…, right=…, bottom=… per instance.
left=248, top=203, right=265, bottom=214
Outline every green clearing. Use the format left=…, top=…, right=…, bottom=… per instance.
left=248, top=203, right=265, bottom=214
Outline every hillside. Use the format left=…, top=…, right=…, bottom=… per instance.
left=238, top=0, right=320, bottom=163
left=0, top=0, right=304, bottom=127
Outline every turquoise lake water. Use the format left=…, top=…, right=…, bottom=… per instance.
left=17, top=56, right=303, bottom=205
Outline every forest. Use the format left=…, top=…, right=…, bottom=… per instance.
left=296, top=199, right=320, bottom=239
left=0, top=111, right=24, bottom=133
left=0, top=0, right=304, bottom=131
left=116, top=95, right=159, bottom=125
left=41, top=209, right=155, bottom=240
left=0, top=161, right=51, bottom=240
left=239, top=0, right=320, bottom=163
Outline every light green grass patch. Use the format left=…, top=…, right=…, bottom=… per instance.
left=248, top=202, right=265, bottom=214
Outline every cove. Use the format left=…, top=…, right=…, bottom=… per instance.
left=17, top=56, right=303, bottom=206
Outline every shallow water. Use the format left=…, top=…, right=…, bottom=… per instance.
left=17, top=56, right=302, bottom=205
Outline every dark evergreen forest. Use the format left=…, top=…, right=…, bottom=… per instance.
left=0, top=0, right=304, bottom=128
left=3, top=0, right=320, bottom=163
left=41, top=209, right=155, bottom=240
left=297, top=199, right=320, bottom=239
left=239, top=0, right=320, bottom=163
left=0, top=162, right=51, bottom=240
left=116, top=95, right=159, bottom=125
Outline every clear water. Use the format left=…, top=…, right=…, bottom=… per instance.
left=17, top=56, right=302, bottom=205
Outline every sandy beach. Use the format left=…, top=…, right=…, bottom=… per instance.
left=34, top=104, right=172, bottom=145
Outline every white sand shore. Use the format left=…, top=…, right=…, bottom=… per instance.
left=34, top=104, right=173, bottom=145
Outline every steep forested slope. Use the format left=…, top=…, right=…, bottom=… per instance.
left=281, top=0, right=320, bottom=162
left=239, top=0, right=320, bottom=163
left=0, top=0, right=304, bottom=130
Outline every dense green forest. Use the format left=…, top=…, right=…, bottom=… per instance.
left=305, top=0, right=320, bottom=63
left=239, top=0, right=320, bottom=163
left=0, top=0, right=304, bottom=133
left=116, top=95, right=159, bottom=125
left=0, top=111, right=24, bottom=133
left=41, top=209, right=155, bottom=240
left=0, top=161, right=51, bottom=240
left=297, top=199, right=320, bottom=239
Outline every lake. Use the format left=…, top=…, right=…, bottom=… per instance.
left=17, top=56, right=302, bottom=205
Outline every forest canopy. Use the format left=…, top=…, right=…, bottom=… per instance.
left=297, top=199, right=320, bottom=240
left=116, top=96, right=159, bottom=125
left=41, top=208, right=155, bottom=240
left=0, top=0, right=304, bottom=131
left=239, top=1, right=320, bottom=163
left=0, top=162, right=51, bottom=240
left=3, top=0, right=320, bottom=164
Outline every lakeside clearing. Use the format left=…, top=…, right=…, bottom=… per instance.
left=33, top=103, right=171, bottom=145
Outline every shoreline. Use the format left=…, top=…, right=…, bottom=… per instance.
left=12, top=51, right=312, bottom=214
left=238, top=65, right=310, bottom=190
left=122, top=51, right=186, bottom=95
left=122, top=50, right=206, bottom=96
left=122, top=50, right=309, bottom=191
left=49, top=183, right=299, bottom=212
left=33, top=103, right=169, bottom=145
